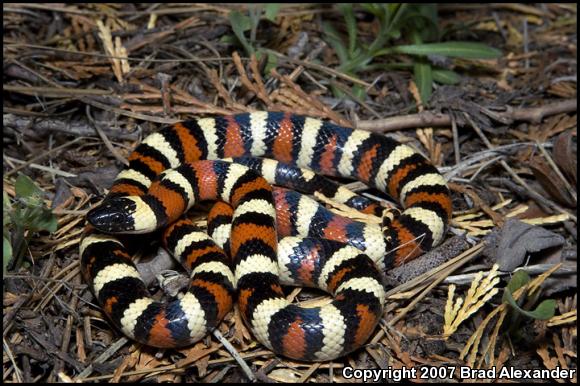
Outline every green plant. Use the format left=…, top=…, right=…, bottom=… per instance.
left=502, top=269, right=556, bottom=340
left=322, top=4, right=501, bottom=103
left=3, top=174, right=58, bottom=274
left=227, top=4, right=280, bottom=73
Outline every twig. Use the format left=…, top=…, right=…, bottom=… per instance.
left=254, top=358, right=280, bottom=382
left=5, top=43, right=234, bottom=63
left=438, top=3, right=549, bottom=17
left=389, top=263, right=463, bottom=327
left=4, top=138, right=82, bottom=178
left=3, top=84, right=112, bottom=97
left=450, top=112, right=461, bottom=166
left=4, top=155, right=77, bottom=178
left=3, top=337, right=23, bottom=383
left=157, top=73, right=173, bottom=116
left=463, top=113, right=577, bottom=222
left=444, top=263, right=577, bottom=285
left=82, top=97, right=180, bottom=124
left=3, top=114, right=139, bottom=141
left=55, top=275, right=81, bottom=376
left=86, top=105, right=129, bottom=166
left=297, top=363, right=321, bottom=383
left=355, top=99, right=577, bottom=132
left=211, top=329, right=256, bottom=382
left=264, top=48, right=371, bottom=87
left=330, top=80, right=382, bottom=119
left=79, top=351, right=279, bottom=382
left=449, top=182, right=504, bottom=226
left=9, top=59, right=65, bottom=88
left=441, top=142, right=533, bottom=179
left=207, top=68, right=247, bottom=111
left=469, top=155, right=504, bottom=182
left=75, top=337, right=130, bottom=381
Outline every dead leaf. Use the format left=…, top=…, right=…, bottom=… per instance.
left=484, top=218, right=565, bottom=271
left=268, top=368, right=303, bottom=383
left=3, top=292, right=22, bottom=306
left=111, top=354, right=138, bottom=383
left=553, top=130, right=577, bottom=185
left=176, top=341, right=215, bottom=369
left=529, top=156, right=576, bottom=207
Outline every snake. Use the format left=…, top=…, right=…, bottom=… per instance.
left=80, top=111, right=452, bottom=361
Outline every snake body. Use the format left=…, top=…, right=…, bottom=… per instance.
left=81, top=112, right=451, bottom=361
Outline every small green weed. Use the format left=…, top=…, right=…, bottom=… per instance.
left=224, top=4, right=500, bottom=105
left=3, top=174, right=58, bottom=274
left=502, top=270, right=557, bottom=340
left=227, top=4, right=280, bottom=74
left=322, top=4, right=501, bottom=103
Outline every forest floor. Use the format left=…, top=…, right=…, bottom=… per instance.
left=3, top=4, right=577, bottom=383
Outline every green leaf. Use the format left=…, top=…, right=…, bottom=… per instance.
left=405, top=4, right=439, bottom=41
left=229, top=10, right=255, bottom=54
left=369, top=3, right=406, bottom=53
left=506, top=270, right=530, bottom=296
left=322, top=21, right=349, bottom=64
left=330, top=84, right=346, bottom=99
left=219, top=35, right=238, bottom=44
left=387, top=3, right=402, bottom=17
left=3, top=191, right=12, bottom=232
left=31, top=208, right=58, bottom=233
left=432, top=69, right=461, bottom=85
left=386, top=4, right=406, bottom=33
left=503, top=287, right=556, bottom=320
left=360, top=3, right=383, bottom=19
left=3, top=236, right=12, bottom=269
left=502, top=270, right=555, bottom=320
left=263, top=51, right=278, bottom=76
left=3, top=190, right=11, bottom=210
left=264, top=3, right=280, bottom=22
left=387, top=42, right=502, bottom=59
left=351, top=84, right=367, bottom=100
left=340, top=52, right=373, bottom=74
left=416, top=4, right=438, bottom=25
left=15, top=174, right=43, bottom=199
left=229, top=10, right=253, bottom=32
left=413, top=59, right=432, bottom=104
left=338, top=3, right=357, bottom=57
left=367, top=62, right=413, bottom=71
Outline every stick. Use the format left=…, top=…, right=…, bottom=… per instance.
left=355, top=99, right=577, bottom=132
left=4, top=137, right=83, bottom=178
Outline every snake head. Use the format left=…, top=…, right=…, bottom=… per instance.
left=87, top=197, right=137, bottom=233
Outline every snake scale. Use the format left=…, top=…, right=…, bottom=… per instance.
left=80, top=111, right=452, bottom=361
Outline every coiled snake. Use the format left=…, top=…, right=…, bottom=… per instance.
left=80, top=112, right=451, bottom=361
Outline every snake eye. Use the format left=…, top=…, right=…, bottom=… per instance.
left=87, top=198, right=135, bottom=232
